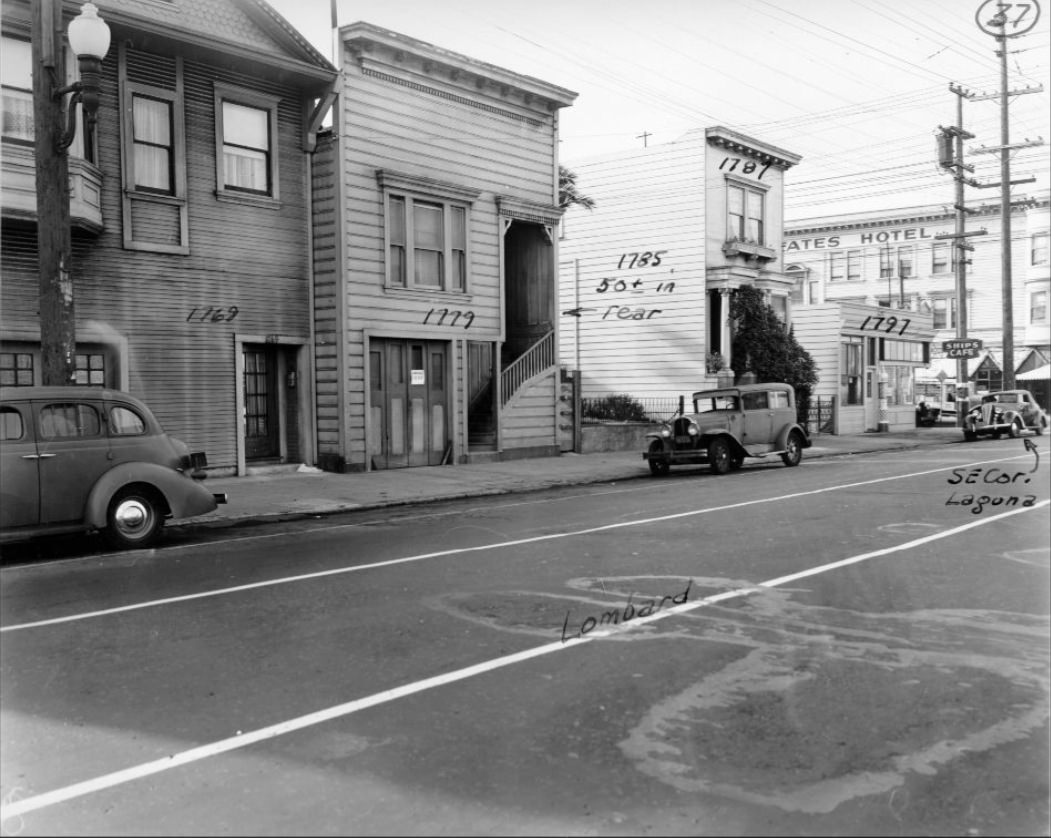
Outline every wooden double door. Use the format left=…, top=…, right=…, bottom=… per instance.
left=369, top=338, right=449, bottom=469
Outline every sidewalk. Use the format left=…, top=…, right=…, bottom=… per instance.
left=181, top=425, right=966, bottom=531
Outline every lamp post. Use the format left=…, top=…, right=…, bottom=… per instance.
left=31, top=1, right=110, bottom=385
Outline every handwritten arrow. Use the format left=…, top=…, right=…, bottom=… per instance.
left=562, top=307, right=595, bottom=318
left=1024, top=438, right=1039, bottom=472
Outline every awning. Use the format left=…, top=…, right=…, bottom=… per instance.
left=1017, top=363, right=1051, bottom=381
left=917, top=356, right=985, bottom=381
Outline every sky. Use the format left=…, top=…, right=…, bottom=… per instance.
left=266, top=0, right=1051, bottom=221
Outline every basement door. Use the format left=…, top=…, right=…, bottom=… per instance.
left=369, top=338, right=449, bottom=469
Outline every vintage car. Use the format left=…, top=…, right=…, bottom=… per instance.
left=643, top=382, right=812, bottom=476
left=1, top=386, right=226, bottom=548
left=963, top=389, right=1048, bottom=441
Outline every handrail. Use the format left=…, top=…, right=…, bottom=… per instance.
left=501, top=331, right=555, bottom=406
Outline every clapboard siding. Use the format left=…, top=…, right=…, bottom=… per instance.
left=559, top=134, right=708, bottom=398
left=791, top=304, right=843, bottom=400
left=320, top=25, right=573, bottom=469
left=2, top=0, right=337, bottom=473
left=501, top=372, right=558, bottom=449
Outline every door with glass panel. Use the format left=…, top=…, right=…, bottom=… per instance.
left=243, top=347, right=279, bottom=460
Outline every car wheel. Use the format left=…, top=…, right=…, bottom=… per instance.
left=106, top=487, right=164, bottom=549
left=1037, top=422, right=1045, bottom=436
left=708, top=438, right=732, bottom=475
left=781, top=430, right=804, bottom=467
left=648, top=442, right=670, bottom=476
left=1008, top=420, right=1021, bottom=439
left=964, top=430, right=977, bottom=442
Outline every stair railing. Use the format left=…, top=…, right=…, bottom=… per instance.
left=501, top=330, right=555, bottom=406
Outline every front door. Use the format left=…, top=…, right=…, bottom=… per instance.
left=244, top=347, right=279, bottom=460
left=369, top=339, right=449, bottom=469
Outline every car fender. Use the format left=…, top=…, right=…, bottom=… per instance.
left=701, top=431, right=747, bottom=458
left=775, top=423, right=812, bottom=450
left=85, top=462, right=218, bottom=528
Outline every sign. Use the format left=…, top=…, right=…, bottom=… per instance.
left=942, top=338, right=982, bottom=359
left=936, top=370, right=948, bottom=383
left=976, top=0, right=1040, bottom=37
left=411, top=369, right=425, bottom=385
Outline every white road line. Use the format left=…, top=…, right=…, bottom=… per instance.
left=0, top=455, right=1036, bottom=633
left=1, top=499, right=1045, bottom=822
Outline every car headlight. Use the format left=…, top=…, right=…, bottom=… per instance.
left=660, top=425, right=671, bottom=438
left=687, top=422, right=699, bottom=436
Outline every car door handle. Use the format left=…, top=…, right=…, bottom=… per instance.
left=21, top=453, right=57, bottom=459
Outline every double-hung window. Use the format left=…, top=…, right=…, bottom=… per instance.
left=829, top=252, right=845, bottom=282
left=1033, top=232, right=1049, bottom=266
left=214, top=85, right=279, bottom=202
left=879, top=247, right=893, bottom=279
left=847, top=250, right=862, bottom=281
left=132, top=94, right=174, bottom=193
left=932, top=297, right=956, bottom=329
left=932, top=242, right=950, bottom=274
left=897, top=246, right=914, bottom=278
left=727, top=184, right=764, bottom=243
left=1032, top=290, right=1048, bottom=324
left=1, top=36, right=33, bottom=143
left=379, top=171, right=478, bottom=293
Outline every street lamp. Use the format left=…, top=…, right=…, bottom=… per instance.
left=32, top=0, right=111, bottom=385
left=53, top=2, right=111, bottom=152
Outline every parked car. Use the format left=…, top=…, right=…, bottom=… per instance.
left=1, top=387, right=226, bottom=548
left=963, top=389, right=1049, bottom=441
left=643, top=382, right=811, bottom=476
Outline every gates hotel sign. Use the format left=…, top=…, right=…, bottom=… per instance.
left=784, top=226, right=935, bottom=252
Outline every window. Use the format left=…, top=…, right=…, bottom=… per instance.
left=932, top=242, right=950, bottom=274
left=847, top=250, right=862, bottom=281
left=1033, top=233, right=1049, bottom=266
left=897, top=246, right=914, bottom=278
left=769, top=295, right=787, bottom=322
left=39, top=403, right=101, bottom=439
left=727, top=184, right=764, bottom=243
left=1032, top=290, right=1048, bottom=324
left=879, top=247, right=893, bottom=279
left=769, top=390, right=789, bottom=409
left=882, top=339, right=923, bottom=362
left=932, top=297, right=956, bottom=330
left=109, top=406, right=146, bottom=436
left=742, top=391, right=768, bottom=410
left=73, top=353, right=106, bottom=386
left=132, top=94, right=174, bottom=194
left=387, top=195, right=470, bottom=291
left=0, top=407, right=25, bottom=441
left=1, top=36, right=33, bottom=142
left=807, top=280, right=820, bottom=304
left=829, top=252, right=845, bottom=282
left=884, top=366, right=914, bottom=406
left=842, top=336, right=864, bottom=405
left=214, top=86, right=279, bottom=201
left=0, top=352, right=34, bottom=386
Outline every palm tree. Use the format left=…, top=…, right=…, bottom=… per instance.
left=558, top=165, right=595, bottom=210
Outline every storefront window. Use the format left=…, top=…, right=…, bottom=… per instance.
left=884, top=366, right=914, bottom=406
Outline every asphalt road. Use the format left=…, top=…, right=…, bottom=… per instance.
left=1, top=444, right=1049, bottom=836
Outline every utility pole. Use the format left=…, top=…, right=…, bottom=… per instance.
left=32, top=0, right=76, bottom=385
left=936, top=84, right=986, bottom=426
left=972, top=2, right=1044, bottom=391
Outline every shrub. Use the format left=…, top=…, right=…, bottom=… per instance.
left=583, top=393, right=649, bottom=421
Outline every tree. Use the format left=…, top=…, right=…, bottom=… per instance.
left=558, top=165, right=595, bottom=210
left=728, top=285, right=819, bottom=425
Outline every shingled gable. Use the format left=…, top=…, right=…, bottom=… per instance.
left=340, top=22, right=577, bottom=120
left=93, top=0, right=336, bottom=90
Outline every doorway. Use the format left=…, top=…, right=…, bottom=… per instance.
left=369, top=338, right=449, bottom=469
left=243, top=346, right=279, bottom=460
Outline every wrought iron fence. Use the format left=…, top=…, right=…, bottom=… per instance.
left=580, top=394, right=684, bottom=425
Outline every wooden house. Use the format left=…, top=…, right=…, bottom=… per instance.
left=312, top=23, right=577, bottom=471
left=1, top=0, right=337, bottom=475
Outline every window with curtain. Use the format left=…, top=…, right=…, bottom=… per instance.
left=1, top=36, right=33, bottom=142
left=221, top=100, right=270, bottom=194
left=133, top=94, right=174, bottom=193
left=1031, top=290, right=1048, bottom=324
left=932, top=297, right=956, bottom=329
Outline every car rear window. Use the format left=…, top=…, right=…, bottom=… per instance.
left=769, top=391, right=789, bottom=409
left=109, top=405, right=147, bottom=436
left=0, top=406, right=24, bottom=440
left=39, top=403, right=102, bottom=439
